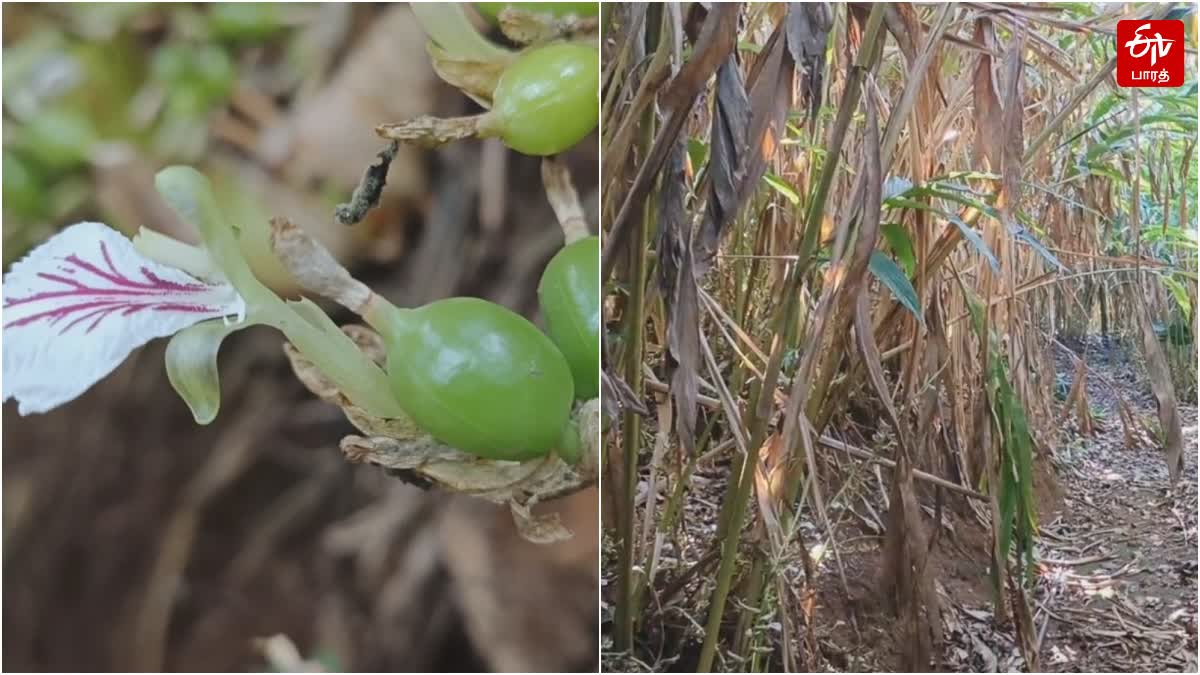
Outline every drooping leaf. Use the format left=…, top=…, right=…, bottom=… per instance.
left=972, top=17, right=1003, bottom=172
left=603, top=3, right=740, bottom=279
left=999, top=28, right=1024, bottom=207
left=657, top=140, right=701, bottom=455
left=696, top=57, right=748, bottom=269
left=1011, top=223, right=1068, bottom=272
left=785, top=2, right=833, bottom=122
left=661, top=3, right=740, bottom=113
left=869, top=250, right=922, bottom=323
left=948, top=215, right=1001, bottom=272
left=2, top=221, right=245, bottom=415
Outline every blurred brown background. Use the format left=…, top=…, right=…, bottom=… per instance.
left=2, top=3, right=598, bottom=671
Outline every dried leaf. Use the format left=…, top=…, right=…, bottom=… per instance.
left=425, top=43, right=506, bottom=108
left=1136, top=299, right=1185, bottom=482
left=785, top=3, right=833, bottom=122
left=972, top=18, right=1003, bottom=172
left=283, top=326, right=601, bottom=540
left=657, top=141, right=701, bottom=454
left=696, top=58, right=748, bottom=270
left=600, top=369, right=651, bottom=421
left=510, top=501, right=574, bottom=544
left=603, top=3, right=740, bottom=279
left=753, top=432, right=788, bottom=553
left=1000, top=28, right=1025, bottom=207
left=661, top=3, right=741, bottom=113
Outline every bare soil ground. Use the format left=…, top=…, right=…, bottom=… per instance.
left=601, top=336, right=1197, bottom=673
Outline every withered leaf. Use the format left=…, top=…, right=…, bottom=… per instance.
left=657, top=140, right=701, bottom=455
left=972, top=18, right=1003, bottom=172
left=696, top=57, right=748, bottom=271
left=600, top=370, right=651, bottom=421
left=1000, top=29, right=1025, bottom=206
left=602, top=3, right=740, bottom=281
left=785, top=2, right=833, bottom=122
left=661, top=3, right=741, bottom=113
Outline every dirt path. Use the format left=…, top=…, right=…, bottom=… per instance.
left=942, top=338, right=1198, bottom=672
left=1038, top=339, right=1197, bottom=672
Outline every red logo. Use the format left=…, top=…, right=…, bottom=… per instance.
left=1117, top=20, right=1185, bottom=87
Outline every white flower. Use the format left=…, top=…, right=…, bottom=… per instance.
left=3, top=221, right=245, bottom=415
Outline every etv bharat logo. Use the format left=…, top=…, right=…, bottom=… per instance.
left=1117, top=20, right=1184, bottom=87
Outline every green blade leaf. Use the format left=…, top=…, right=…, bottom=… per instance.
left=687, top=138, right=709, bottom=172
left=1159, top=273, right=1194, bottom=317
left=949, top=215, right=1001, bottom=272
left=1012, top=224, right=1068, bottom=272
left=763, top=172, right=800, bottom=205
left=869, top=250, right=923, bottom=323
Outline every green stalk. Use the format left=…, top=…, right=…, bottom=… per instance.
left=731, top=555, right=766, bottom=658
left=409, top=2, right=511, bottom=63
left=697, top=375, right=772, bottom=672
left=155, top=167, right=404, bottom=419
left=790, top=5, right=885, bottom=286
left=698, top=229, right=794, bottom=670
left=614, top=109, right=653, bottom=653
left=719, top=6, right=887, bottom=665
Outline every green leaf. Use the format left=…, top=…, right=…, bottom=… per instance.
left=763, top=172, right=800, bottom=205
left=737, top=40, right=763, bottom=54
left=927, top=170, right=1001, bottom=183
left=687, top=138, right=709, bottom=172
left=921, top=187, right=1000, bottom=219
left=1160, top=273, right=1194, bottom=317
left=880, top=222, right=916, bottom=276
left=166, top=318, right=257, bottom=424
left=884, top=196, right=934, bottom=211
left=1012, top=225, right=1068, bottom=272
left=1089, top=92, right=1121, bottom=124
left=1085, top=162, right=1125, bottom=183
left=948, top=215, right=1001, bottom=272
left=869, top=250, right=923, bottom=323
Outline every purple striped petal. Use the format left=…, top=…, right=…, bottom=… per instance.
left=3, top=222, right=245, bottom=415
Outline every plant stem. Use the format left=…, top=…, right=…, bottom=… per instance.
left=261, top=296, right=404, bottom=418
left=717, top=6, right=887, bottom=665
left=614, top=107, right=653, bottom=653
left=697, top=376, right=772, bottom=672
left=409, top=2, right=512, bottom=62
left=542, top=156, right=592, bottom=244
left=155, top=167, right=403, bottom=419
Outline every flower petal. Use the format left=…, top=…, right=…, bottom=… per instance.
left=166, top=317, right=259, bottom=425
left=3, top=221, right=245, bottom=415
